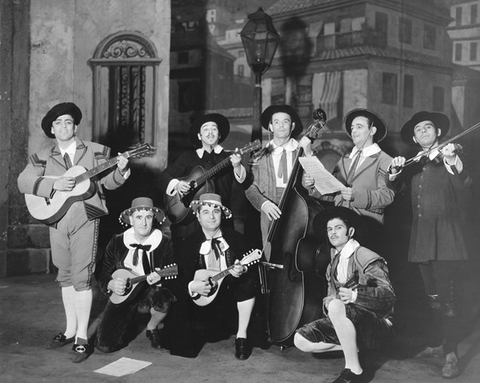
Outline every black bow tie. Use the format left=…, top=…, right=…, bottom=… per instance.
left=130, top=244, right=151, bottom=269
left=210, top=238, right=223, bottom=260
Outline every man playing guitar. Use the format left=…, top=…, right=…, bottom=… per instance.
left=158, top=113, right=246, bottom=248
left=17, top=102, right=130, bottom=363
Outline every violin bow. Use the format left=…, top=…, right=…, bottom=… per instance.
left=399, top=120, right=480, bottom=169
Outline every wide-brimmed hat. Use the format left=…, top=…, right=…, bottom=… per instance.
left=260, top=105, right=303, bottom=138
left=343, top=108, right=387, bottom=143
left=400, top=111, right=450, bottom=145
left=189, top=113, right=230, bottom=147
left=313, top=207, right=363, bottom=238
left=119, top=197, right=166, bottom=226
left=41, top=102, right=82, bottom=139
left=189, top=193, right=232, bottom=219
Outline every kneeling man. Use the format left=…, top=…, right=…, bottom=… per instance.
left=95, top=197, right=177, bottom=352
left=294, top=207, right=395, bottom=383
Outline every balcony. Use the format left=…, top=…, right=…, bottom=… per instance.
left=317, top=29, right=387, bottom=51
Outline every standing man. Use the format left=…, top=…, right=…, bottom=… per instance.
left=163, top=193, right=257, bottom=359
left=388, top=111, right=474, bottom=379
left=95, top=197, right=176, bottom=353
left=245, top=104, right=312, bottom=256
left=17, top=102, right=129, bottom=362
left=294, top=207, right=395, bottom=383
left=302, top=108, right=395, bottom=250
left=158, top=113, right=246, bottom=247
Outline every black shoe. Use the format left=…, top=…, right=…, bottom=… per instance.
left=71, top=342, right=94, bottom=363
left=332, top=369, right=364, bottom=383
left=146, top=329, right=163, bottom=350
left=44, top=333, right=74, bottom=349
left=235, top=337, right=252, bottom=360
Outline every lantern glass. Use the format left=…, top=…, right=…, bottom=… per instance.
left=240, top=8, right=280, bottom=75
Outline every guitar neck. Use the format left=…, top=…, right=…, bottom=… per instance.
left=196, top=156, right=232, bottom=186
left=74, top=155, right=126, bottom=183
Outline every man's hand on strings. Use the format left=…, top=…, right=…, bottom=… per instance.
left=191, top=279, right=212, bottom=297
left=176, top=180, right=191, bottom=196
left=262, top=201, right=281, bottom=221
left=54, top=177, right=76, bottom=191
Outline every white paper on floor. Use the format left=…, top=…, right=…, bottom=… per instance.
left=94, top=357, right=152, bottom=377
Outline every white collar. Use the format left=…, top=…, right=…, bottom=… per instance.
left=335, top=238, right=360, bottom=260
left=59, top=141, right=77, bottom=157
left=199, top=233, right=229, bottom=255
left=270, top=138, right=298, bottom=155
left=196, top=145, right=223, bottom=158
left=349, top=143, right=380, bottom=158
left=123, top=227, right=163, bottom=251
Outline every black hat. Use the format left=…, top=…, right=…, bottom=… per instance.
left=313, top=207, right=363, bottom=238
left=344, top=108, right=387, bottom=143
left=400, top=111, right=450, bottom=145
left=41, top=102, right=82, bottom=139
left=260, top=105, right=303, bottom=138
left=189, top=113, right=230, bottom=147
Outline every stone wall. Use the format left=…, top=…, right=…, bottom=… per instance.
left=1, top=0, right=171, bottom=277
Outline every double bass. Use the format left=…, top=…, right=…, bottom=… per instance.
left=266, top=109, right=329, bottom=346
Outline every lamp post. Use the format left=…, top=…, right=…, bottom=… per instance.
left=240, top=7, right=280, bottom=143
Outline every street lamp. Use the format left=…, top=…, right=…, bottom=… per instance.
left=240, top=7, right=280, bottom=142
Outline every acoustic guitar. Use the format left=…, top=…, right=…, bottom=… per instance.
left=192, top=249, right=261, bottom=307
left=164, top=140, right=261, bottom=224
left=25, top=143, right=155, bottom=225
left=109, top=264, right=178, bottom=305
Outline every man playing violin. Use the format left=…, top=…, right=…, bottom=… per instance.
left=245, top=104, right=312, bottom=257
left=158, top=113, right=246, bottom=248
left=95, top=197, right=176, bottom=353
left=17, top=102, right=130, bottom=363
left=388, top=111, right=474, bottom=379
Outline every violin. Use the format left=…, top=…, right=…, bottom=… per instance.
left=393, top=118, right=480, bottom=170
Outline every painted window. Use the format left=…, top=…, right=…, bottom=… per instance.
left=382, top=72, right=397, bottom=105
left=399, top=18, right=412, bottom=44
left=424, top=25, right=436, bottom=50
left=88, top=31, right=161, bottom=151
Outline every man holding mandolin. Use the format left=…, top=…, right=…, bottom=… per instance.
left=17, top=102, right=130, bottom=362
left=95, top=197, right=177, bottom=353
left=162, top=193, right=258, bottom=360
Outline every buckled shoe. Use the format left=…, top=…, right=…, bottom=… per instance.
left=71, top=342, right=94, bottom=363
left=44, top=332, right=74, bottom=349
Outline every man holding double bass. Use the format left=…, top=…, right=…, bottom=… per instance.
left=245, top=104, right=313, bottom=258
